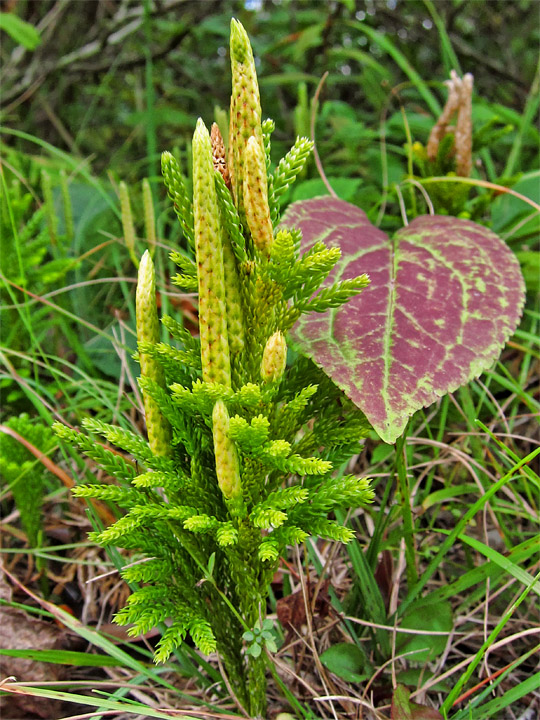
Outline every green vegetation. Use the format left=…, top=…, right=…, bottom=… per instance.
left=1, top=2, right=538, bottom=719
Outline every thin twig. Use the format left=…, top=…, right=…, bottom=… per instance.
left=404, top=177, right=435, bottom=214
left=310, top=72, right=337, bottom=198
left=394, top=183, right=409, bottom=226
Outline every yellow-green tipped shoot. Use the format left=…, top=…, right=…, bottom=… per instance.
left=120, top=181, right=139, bottom=268
left=261, top=331, right=287, bottom=384
left=192, top=118, right=232, bottom=388
left=136, top=250, right=171, bottom=456
left=142, top=178, right=156, bottom=257
left=212, top=400, right=241, bottom=501
left=228, top=18, right=263, bottom=213
left=244, top=135, right=273, bottom=257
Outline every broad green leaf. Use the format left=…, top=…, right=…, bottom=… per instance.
left=396, top=600, right=453, bottom=663
left=248, top=642, right=262, bottom=658
left=0, top=12, right=41, bottom=50
left=491, top=170, right=540, bottom=239
left=281, top=197, right=525, bottom=443
left=515, top=250, right=540, bottom=294
left=392, top=685, right=413, bottom=720
left=319, top=642, right=367, bottom=683
left=84, top=324, right=137, bottom=380
left=292, top=177, right=362, bottom=203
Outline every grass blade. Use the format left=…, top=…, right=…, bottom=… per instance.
left=454, top=532, right=540, bottom=596
left=0, top=683, right=201, bottom=720
left=399, top=446, right=540, bottom=616
left=449, top=644, right=540, bottom=720
left=422, top=0, right=462, bottom=75
left=441, top=570, right=540, bottom=712
left=504, top=56, right=540, bottom=177
left=0, top=648, right=132, bottom=667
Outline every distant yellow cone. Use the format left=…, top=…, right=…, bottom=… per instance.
left=136, top=250, right=171, bottom=456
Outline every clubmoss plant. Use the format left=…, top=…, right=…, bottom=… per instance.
left=1, top=414, right=56, bottom=552
left=119, top=180, right=139, bottom=268
left=1, top=167, right=76, bottom=373
left=54, top=19, right=373, bottom=715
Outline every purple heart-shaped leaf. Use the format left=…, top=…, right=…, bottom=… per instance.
left=282, top=197, right=525, bottom=444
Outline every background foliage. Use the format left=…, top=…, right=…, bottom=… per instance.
left=3, top=0, right=539, bottom=176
